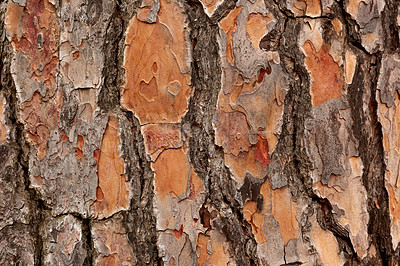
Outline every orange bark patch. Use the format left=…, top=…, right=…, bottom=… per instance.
left=75, top=135, right=84, bottom=159
left=142, top=124, right=182, bottom=160
left=197, top=233, right=211, bottom=266
left=303, top=41, right=343, bottom=106
left=93, top=149, right=100, bottom=167
left=272, top=187, right=299, bottom=245
left=255, top=135, right=270, bottom=168
left=225, top=148, right=268, bottom=184
left=92, top=116, right=130, bottom=219
left=261, top=180, right=299, bottom=246
left=5, top=0, right=60, bottom=88
left=389, top=185, right=400, bottom=226
left=137, top=8, right=151, bottom=22
left=215, top=111, right=251, bottom=156
left=290, top=0, right=321, bottom=17
left=61, top=130, right=68, bottom=142
left=197, top=231, right=230, bottom=266
left=346, top=0, right=361, bottom=18
left=173, top=225, right=184, bottom=239
left=0, top=96, right=7, bottom=143
left=219, top=6, right=242, bottom=64
left=331, top=18, right=343, bottom=35
left=309, top=215, right=343, bottom=265
left=122, top=0, right=191, bottom=124
left=96, top=186, right=105, bottom=201
left=246, top=13, right=271, bottom=49
left=188, top=167, right=204, bottom=200
left=305, top=0, right=321, bottom=16
left=243, top=201, right=266, bottom=243
left=21, top=92, right=60, bottom=160
left=153, top=148, right=189, bottom=198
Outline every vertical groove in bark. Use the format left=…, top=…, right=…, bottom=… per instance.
left=81, top=218, right=93, bottom=265
left=121, top=112, right=161, bottom=265
left=97, top=0, right=161, bottom=263
left=98, top=0, right=132, bottom=111
left=183, top=1, right=259, bottom=264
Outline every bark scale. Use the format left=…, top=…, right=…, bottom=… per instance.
left=1, top=0, right=400, bottom=265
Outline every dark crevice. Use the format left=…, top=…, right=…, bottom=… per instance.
left=81, top=218, right=94, bottom=266
left=381, top=0, right=399, bottom=53
left=346, top=45, right=393, bottom=264
left=121, top=110, right=161, bottom=265
left=98, top=0, right=135, bottom=111
left=98, top=0, right=161, bottom=263
left=334, top=1, right=394, bottom=262
left=271, top=0, right=332, bottom=19
left=183, top=1, right=259, bottom=265
left=280, top=11, right=360, bottom=263
left=55, top=212, right=94, bottom=264
left=312, top=196, right=359, bottom=261
left=335, top=0, right=374, bottom=56
left=210, top=0, right=238, bottom=23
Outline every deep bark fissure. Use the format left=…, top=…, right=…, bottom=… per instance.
left=183, top=1, right=260, bottom=264
left=122, top=111, right=161, bottom=265
left=81, top=218, right=94, bottom=266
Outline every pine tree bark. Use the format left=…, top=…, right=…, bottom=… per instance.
left=1, top=0, right=400, bottom=265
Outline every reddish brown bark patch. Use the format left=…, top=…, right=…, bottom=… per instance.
left=93, top=149, right=100, bottom=167
left=303, top=41, right=343, bottom=106
left=75, top=135, right=84, bottom=159
left=20, top=92, right=61, bottom=160
left=173, top=225, right=184, bottom=239
left=255, top=135, right=270, bottom=168
left=5, top=0, right=60, bottom=88
left=215, top=111, right=251, bottom=156
left=142, top=124, right=182, bottom=160
left=60, top=130, right=68, bottom=142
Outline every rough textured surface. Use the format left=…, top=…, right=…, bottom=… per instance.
left=1, top=0, right=400, bottom=265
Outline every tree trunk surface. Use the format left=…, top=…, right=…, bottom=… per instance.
left=1, top=0, right=400, bottom=265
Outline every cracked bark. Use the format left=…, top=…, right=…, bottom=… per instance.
left=1, top=0, right=400, bottom=265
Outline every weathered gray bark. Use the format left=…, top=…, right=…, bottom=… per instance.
left=1, top=0, right=400, bottom=265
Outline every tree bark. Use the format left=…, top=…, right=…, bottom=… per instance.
left=1, top=0, right=400, bottom=265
